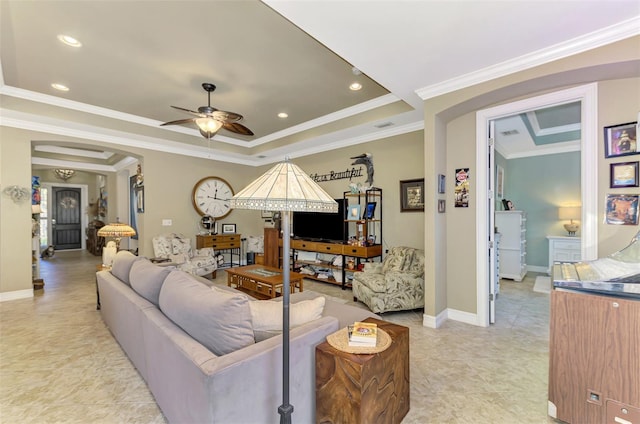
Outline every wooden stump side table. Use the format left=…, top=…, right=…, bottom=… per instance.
left=315, top=318, right=410, bottom=424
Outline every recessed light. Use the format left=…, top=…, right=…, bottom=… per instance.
left=51, top=83, right=69, bottom=92
left=349, top=82, right=362, bottom=91
left=57, top=34, right=82, bottom=47
left=278, top=112, right=288, bottom=119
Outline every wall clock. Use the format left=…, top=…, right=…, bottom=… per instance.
left=192, top=176, right=234, bottom=218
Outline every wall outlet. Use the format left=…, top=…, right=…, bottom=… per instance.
left=162, top=219, right=172, bottom=226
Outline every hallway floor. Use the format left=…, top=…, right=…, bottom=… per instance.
left=0, top=250, right=556, bottom=423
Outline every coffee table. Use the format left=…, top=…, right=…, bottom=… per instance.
left=225, top=264, right=304, bottom=300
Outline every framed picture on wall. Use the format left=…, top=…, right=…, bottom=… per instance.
left=135, top=186, right=144, bottom=213
left=222, top=223, right=237, bottom=234
left=604, top=121, right=638, bottom=158
left=400, top=178, right=425, bottom=212
left=610, top=161, right=639, bottom=188
left=604, top=194, right=639, bottom=225
left=437, top=174, right=446, bottom=194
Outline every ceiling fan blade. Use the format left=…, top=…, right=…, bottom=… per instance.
left=160, top=117, right=197, bottom=126
left=170, top=105, right=206, bottom=117
left=222, top=121, right=254, bottom=136
left=212, top=110, right=243, bottom=122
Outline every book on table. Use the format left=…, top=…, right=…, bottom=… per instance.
left=348, top=321, right=377, bottom=347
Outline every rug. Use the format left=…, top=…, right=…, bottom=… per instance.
left=533, top=276, right=551, bottom=294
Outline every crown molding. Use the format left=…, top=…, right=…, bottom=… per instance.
left=416, top=16, right=640, bottom=100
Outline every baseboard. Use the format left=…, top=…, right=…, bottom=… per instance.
left=447, top=308, right=481, bottom=326
left=423, top=309, right=448, bottom=328
left=527, top=265, right=547, bottom=274
left=423, top=307, right=483, bottom=328
left=0, top=288, right=33, bottom=302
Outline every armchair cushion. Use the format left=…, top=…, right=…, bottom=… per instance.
left=152, top=233, right=217, bottom=277
left=246, top=235, right=264, bottom=253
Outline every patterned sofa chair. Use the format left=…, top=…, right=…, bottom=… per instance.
left=352, top=246, right=425, bottom=313
left=152, top=233, right=218, bottom=278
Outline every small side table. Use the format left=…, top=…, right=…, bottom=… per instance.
left=315, top=318, right=410, bottom=424
left=95, top=264, right=110, bottom=310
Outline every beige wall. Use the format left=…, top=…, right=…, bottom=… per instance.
left=291, top=130, right=425, bottom=250
left=0, top=125, right=424, bottom=299
left=425, top=36, right=640, bottom=319
left=0, top=128, right=35, bottom=297
left=597, top=77, right=640, bottom=255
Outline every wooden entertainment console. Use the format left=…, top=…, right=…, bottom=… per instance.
left=263, top=228, right=382, bottom=289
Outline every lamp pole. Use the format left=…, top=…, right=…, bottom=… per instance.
left=278, top=210, right=293, bottom=424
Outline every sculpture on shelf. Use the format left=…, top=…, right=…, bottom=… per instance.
left=351, top=153, right=374, bottom=187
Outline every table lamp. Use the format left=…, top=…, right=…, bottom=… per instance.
left=97, top=221, right=136, bottom=250
left=230, top=158, right=337, bottom=424
left=559, top=206, right=581, bottom=236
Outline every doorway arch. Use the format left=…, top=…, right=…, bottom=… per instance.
left=474, top=83, right=598, bottom=327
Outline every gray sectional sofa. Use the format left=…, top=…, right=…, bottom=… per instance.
left=97, top=250, right=377, bottom=423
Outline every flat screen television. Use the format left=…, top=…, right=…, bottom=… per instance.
left=292, top=198, right=345, bottom=242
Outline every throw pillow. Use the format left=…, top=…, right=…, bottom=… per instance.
left=110, top=250, right=141, bottom=286
left=129, top=259, right=173, bottom=306
left=249, top=296, right=325, bottom=341
left=159, top=272, right=255, bottom=356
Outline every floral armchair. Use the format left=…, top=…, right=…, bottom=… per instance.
left=352, top=246, right=425, bottom=313
left=152, top=233, right=218, bottom=278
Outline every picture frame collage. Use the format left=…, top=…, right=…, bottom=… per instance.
left=604, top=121, right=639, bottom=225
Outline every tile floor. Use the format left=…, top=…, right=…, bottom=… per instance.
left=0, top=250, right=557, bottom=423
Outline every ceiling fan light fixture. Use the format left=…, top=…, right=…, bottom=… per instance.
left=196, top=117, right=223, bottom=135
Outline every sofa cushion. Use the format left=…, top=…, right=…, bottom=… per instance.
left=249, top=296, right=325, bottom=341
left=129, top=259, right=173, bottom=306
left=159, top=272, right=255, bottom=356
left=110, top=250, right=141, bottom=286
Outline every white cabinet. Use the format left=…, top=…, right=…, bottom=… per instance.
left=495, top=211, right=527, bottom=281
left=547, top=236, right=581, bottom=274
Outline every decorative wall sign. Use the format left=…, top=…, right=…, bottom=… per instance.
left=454, top=168, right=470, bottom=208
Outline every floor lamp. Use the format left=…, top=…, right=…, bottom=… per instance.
left=230, top=159, right=337, bottom=423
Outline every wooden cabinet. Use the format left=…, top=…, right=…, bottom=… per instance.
left=548, top=289, right=640, bottom=423
left=196, top=233, right=241, bottom=268
left=262, top=229, right=383, bottom=289
left=547, top=236, right=581, bottom=274
left=86, top=220, right=105, bottom=256
left=495, top=211, right=526, bottom=281
left=263, top=228, right=280, bottom=268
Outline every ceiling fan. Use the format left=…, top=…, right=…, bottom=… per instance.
left=160, top=83, right=254, bottom=139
